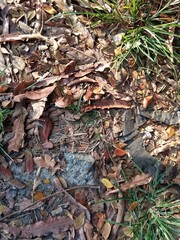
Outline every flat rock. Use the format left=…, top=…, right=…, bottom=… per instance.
left=61, top=152, right=96, bottom=187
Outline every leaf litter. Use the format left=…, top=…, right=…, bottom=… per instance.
left=0, top=0, right=179, bottom=239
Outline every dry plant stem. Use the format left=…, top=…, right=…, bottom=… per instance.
left=111, top=193, right=124, bottom=239
left=0, top=33, right=51, bottom=44
left=54, top=177, right=91, bottom=222
left=0, top=184, right=99, bottom=222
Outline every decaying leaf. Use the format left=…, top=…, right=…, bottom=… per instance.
left=101, top=178, right=113, bottom=189
left=120, top=173, right=152, bottom=191
left=8, top=106, right=28, bottom=152
left=74, top=211, right=85, bottom=229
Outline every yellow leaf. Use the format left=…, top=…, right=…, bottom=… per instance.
left=114, top=47, right=122, bottom=56
left=101, top=222, right=111, bottom=239
left=122, top=226, right=133, bottom=238
left=43, top=5, right=57, bottom=15
left=74, top=211, right=85, bottom=229
left=0, top=205, right=8, bottom=214
left=167, top=126, right=175, bottom=138
left=43, top=179, right=50, bottom=184
left=101, top=178, right=113, bottom=189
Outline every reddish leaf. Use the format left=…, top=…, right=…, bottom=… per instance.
left=14, top=80, right=35, bottom=95
left=82, top=99, right=131, bottom=112
left=114, top=148, right=127, bottom=157
left=42, top=117, right=53, bottom=141
left=24, top=150, right=34, bottom=173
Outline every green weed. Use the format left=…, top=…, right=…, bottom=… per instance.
left=98, top=165, right=180, bottom=239
left=48, top=0, right=180, bottom=69
left=0, top=109, right=11, bottom=132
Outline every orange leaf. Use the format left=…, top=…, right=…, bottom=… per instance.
left=43, top=4, right=57, bottom=14
left=128, top=201, right=138, bottom=211
left=33, top=191, right=45, bottom=201
left=167, top=126, right=175, bottom=139
left=143, top=95, right=153, bottom=109
left=114, top=148, right=127, bottom=157
left=0, top=85, right=8, bottom=93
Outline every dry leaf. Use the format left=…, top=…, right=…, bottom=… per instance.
left=74, top=211, right=85, bottom=230
left=143, top=95, right=153, bottom=109
left=166, top=126, right=175, bottom=139
left=33, top=191, right=45, bottom=201
left=8, top=106, right=28, bottom=152
left=24, top=150, right=34, bottom=173
left=101, top=178, right=113, bottom=189
left=8, top=178, right=26, bottom=189
left=114, top=148, right=127, bottom=157
left=128, top=201, right=138, bottom=211
left=96, top=212, right=106, bottom=230
left=13, top=84, right=56, bottom=102
left=100, top=221, right=111, bottom=240
left=43, top=4, right=57, bottom=14
left=120, top=173, right=152, bottom=191
left=0, top=165, right=13, bottom=180
left=55, top=95, right=73, bottom=108
left=122, top=226, right=133, bottom=238
left=33, top=157, right=50, bottom=169
left=44, top=154, right=55, bottom=168
left=31, top=98, right=47, bottom=120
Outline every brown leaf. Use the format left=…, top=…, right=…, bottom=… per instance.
left=24, top=150, right=34, bottom=173
left=33, top=157, right=50, bottom=169
left=13, top=84, right=56, bottom=102
left=0, top=216, right=73, bottom=238
left=55, top=95, right=73, bottom=108
left=8, top=178, right=26, bottom=189
left=44, top=154, right=55, bottom=168
left=143, top=95, right=153, bottom=109
left=8, top=106, right=28, bottom=152
left=0, top=165, right=13, bottom=180
left=120, top=173, right=152, bottom=191
left=14, top=80, right=35, bottom=95
left=82, top=99, right=131, bottom=112
left=42, top=117, right=53, bottom=142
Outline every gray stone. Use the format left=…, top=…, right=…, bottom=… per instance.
left=61, top=152, right=96, bottom=187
